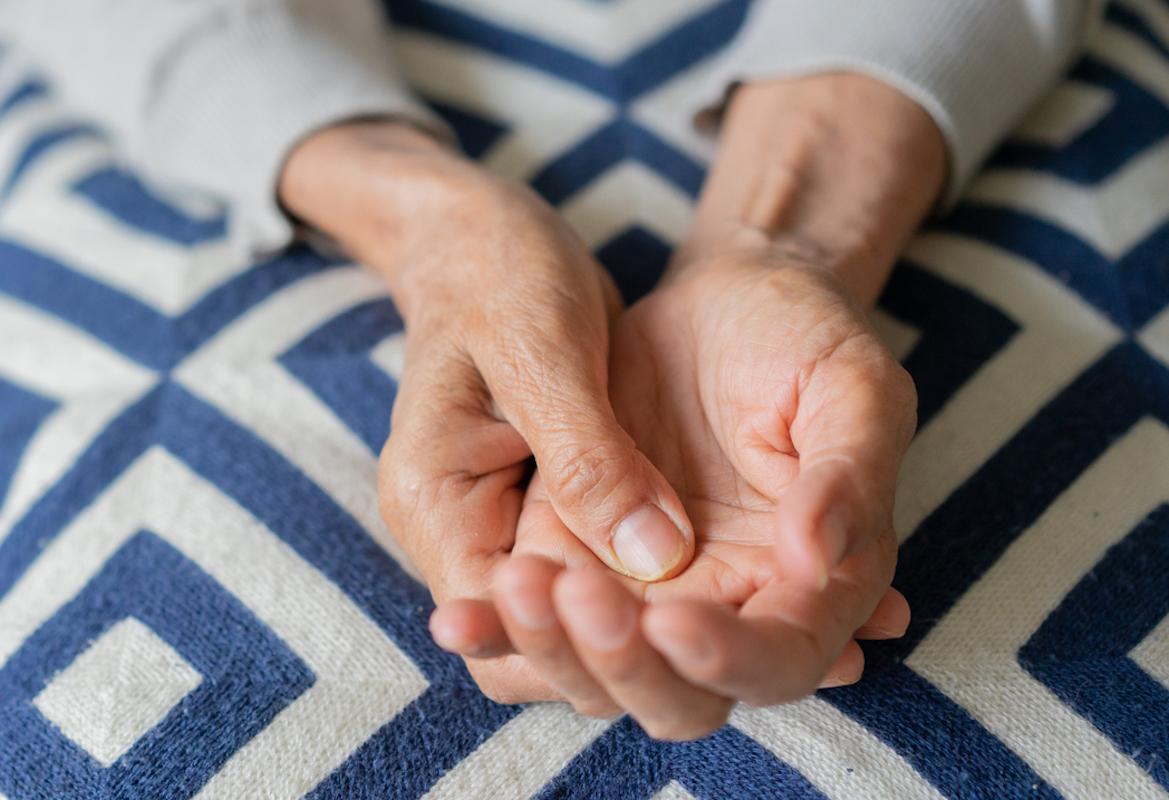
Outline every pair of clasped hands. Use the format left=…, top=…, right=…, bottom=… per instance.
left=282, top=75, right=946, bottom=740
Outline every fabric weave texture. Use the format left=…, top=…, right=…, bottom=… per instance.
left=0, top=1, right=1168, bottom=798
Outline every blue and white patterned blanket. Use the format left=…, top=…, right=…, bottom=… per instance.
left=1, top=1, right=1168, bottom=798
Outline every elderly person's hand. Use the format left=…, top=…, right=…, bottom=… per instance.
left=436, top=245, right=917, bottom=731
left=431, top=73, right=947, bottom=733
left=277, top=121, right=697, bottom=670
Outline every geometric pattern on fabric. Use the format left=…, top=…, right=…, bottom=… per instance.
left=1, top=0, right=1168, bottom=797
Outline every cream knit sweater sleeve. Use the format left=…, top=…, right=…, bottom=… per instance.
left=0, top=1, right=1105, bottom=251
left=0, top=0, right=448, bottom=252
left=693, top=0, right=1106, bottom=205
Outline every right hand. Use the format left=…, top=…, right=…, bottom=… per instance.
left=279, top=120, right=695, bottom=701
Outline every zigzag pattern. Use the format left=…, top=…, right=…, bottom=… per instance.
left=0, top=1, right=1167, bottom=797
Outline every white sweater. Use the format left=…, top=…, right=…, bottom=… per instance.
left=0, top=0, right=1104, bottom=253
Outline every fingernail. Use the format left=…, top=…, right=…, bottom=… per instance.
left=612, top=505, right=685, bottom=581
left=820, top=672, right=861, bottom=689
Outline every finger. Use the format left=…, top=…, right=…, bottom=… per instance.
left=493, top=556, right=619, bottom=717
left=387, top=333, right=532, bottom=485
left=430, top=599, right=514, bottom=659
left=380, top=332, right=534, bottom=597
left=429, top=598, right=569, bottom=708
left=510, top=472, right=609, bottom=571
left=854, top=587, right=910, bottom=639
left=382, top=330, right=536, bottom=720
left=465, top=654, right=564, bottom=706
left=819, top=640, right=864, bottom=688
left=553, top=569, right=732, bottom=740
left=644, top=601, right=823, bottom=705
left=781, top=358, right=917, bottom=587
left=643, top=552, right=888, bottom=705
left=476, top=316, right=695, bottom=583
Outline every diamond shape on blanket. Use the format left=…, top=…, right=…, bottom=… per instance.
left=0, top=531, right=313, bottom=800
left=279, top=298, right=404, bottom=454
left=946, top=9, right=1169, bottom=333
left=32, top=616, right=202, bottom=767
left=1020, top=502, right=1169, bottom=790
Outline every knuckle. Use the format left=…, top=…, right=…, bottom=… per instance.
left=377, top=435, right=427, bottom=523
left=543, top=441, right=637, bottom=511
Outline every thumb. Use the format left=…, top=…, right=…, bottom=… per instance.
left=778, top=362, right=916, bottom=588
left=774, top=456, right=892, bottom=590
left=482, top=346, right=694, bottom=582
left=536, top=420, right=695, bottom=581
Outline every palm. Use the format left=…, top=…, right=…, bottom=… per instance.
left=513, top=257, right=904, bottom=609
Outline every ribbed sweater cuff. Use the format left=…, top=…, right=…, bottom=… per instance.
left=142, top=1, right=451, bottom=253
left=691, top=0, right=1103, bottom=208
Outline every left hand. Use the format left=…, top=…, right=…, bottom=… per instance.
left=432, top=72, right=944, bottom=735
left=432, top=234, right=918, bottom=738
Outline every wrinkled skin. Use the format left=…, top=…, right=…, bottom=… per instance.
left=434, top=244, right=917, bottom=738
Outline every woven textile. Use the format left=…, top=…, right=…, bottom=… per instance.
left=1, top=1, right=1168, bottom=798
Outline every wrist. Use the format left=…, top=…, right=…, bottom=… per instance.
left=278, top=119, right=487, bottom=288
left=679, top=73, right=946, bottom=305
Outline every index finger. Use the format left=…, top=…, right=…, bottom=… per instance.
left=642, top=537, right=895, bottom=706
